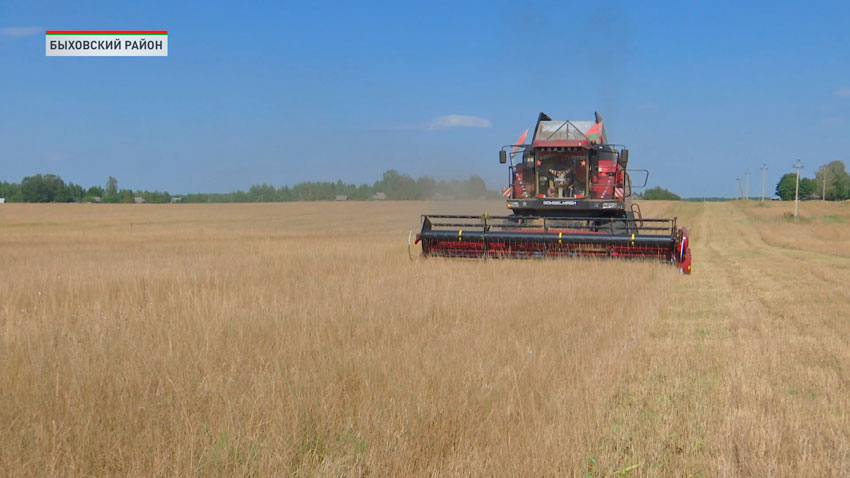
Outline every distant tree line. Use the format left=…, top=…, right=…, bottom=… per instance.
left=639, top=186, right=682, bottom=200
left=0, top=174, right=171, bottom=203
left=635, top=160, right=850, bottom=202
left=775, top=160, right=850, bottom=201
left=0, top=170, right=497, bottom=203
left=683, top=197, right=733, bottom=202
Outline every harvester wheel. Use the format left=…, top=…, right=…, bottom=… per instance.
left=612, top=220, right=631, bottom=235
left=503, top=216, right=528, bottom=229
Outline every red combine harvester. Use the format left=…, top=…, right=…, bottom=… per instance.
left=416, top=112, right=692, bottom=274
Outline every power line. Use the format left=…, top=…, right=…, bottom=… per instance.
left=760, top=163, right=768, bottom=202
left=793, top=160, right=804, bottom=217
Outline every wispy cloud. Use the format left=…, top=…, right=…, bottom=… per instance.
left=1, top=26, right=43, bottom=38
left=373, top=114, right=493, bottom=131
left=427, top=114, right=492, bottom=130
left=820, top=116, right=844, bottom=126
left=835, top=88, right=850, bottom=98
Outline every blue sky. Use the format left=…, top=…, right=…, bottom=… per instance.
left=1, top=0, right=849, bottom=197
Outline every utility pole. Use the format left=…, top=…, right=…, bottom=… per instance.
left=745, top=169, right=751, bottom=200
left=793, top=160, right=803, bottom=217
left=760, top=163, right=767, bottom=202
left=736, top=177, right=743, bottom=200
left=823, top=169, right=828, bottom=202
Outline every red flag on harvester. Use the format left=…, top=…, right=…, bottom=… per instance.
left=511, top=129, right=529, bottom=152
left=586, top=122, right=603, bottom=142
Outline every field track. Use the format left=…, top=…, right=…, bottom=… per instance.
left=1, top=200, right=849, bottom=476
left=614, top=201, right=850, bottom=475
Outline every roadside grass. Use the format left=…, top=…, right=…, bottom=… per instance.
left=735, top=200, right=850, bottom=257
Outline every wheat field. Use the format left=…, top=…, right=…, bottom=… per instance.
left=1, top=200, right=849, bottom=476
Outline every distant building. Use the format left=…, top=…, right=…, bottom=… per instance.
left=92, top=196, right=102, bottom=203
left=335, top=195, right=349, bottom=201
left=133, top=197, right=146, bottom=204
left=0, top=198, right=5, bottom=204
left=170, top=197, right=183, bottom=203
left=372, top=192, right=386, bottom=200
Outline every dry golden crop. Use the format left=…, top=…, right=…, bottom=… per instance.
left=1, top=200, right=849, bottom=476
left=737, top=200, right=850, bottom=257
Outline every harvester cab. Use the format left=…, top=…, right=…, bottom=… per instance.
left=501, top=112, right=643, bottom=221
left=416, top=112, right=692, bottom=274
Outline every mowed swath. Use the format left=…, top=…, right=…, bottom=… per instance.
left=1, top=200, right=848, bottom=476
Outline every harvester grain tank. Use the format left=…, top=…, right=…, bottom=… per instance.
left=415, top=112, right=692, bottom=274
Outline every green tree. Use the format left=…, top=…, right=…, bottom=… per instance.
left=778, top=173, right=818, bottom=200
left=119, top=189, right=134, bottom=203
left=776, top=173, right=797, bottom=200
left=248, top=183, right=278, bottom=201
left=799, top=177, right=816, bottom=199
left=66, top=182, right=84, bottom=201
left=87, top=186, right=104, bottom=197
left=814, top=160, right=850, bottom=200
left=461, top=175, right=488, bottom=199
left=374, top=170, right=417, bottom=200
left=105, top=176, right=119, bottom=202
left=0, top=181, right=23, bottom=202
left=416, top=176, right=437, bottom=200
left=21, top=174, right=68, bottom=202
left=642, top=186, right=682, bottom=200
